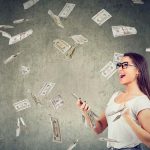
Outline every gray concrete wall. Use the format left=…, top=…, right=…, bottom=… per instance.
left=0, top=0, right=150, bottom=149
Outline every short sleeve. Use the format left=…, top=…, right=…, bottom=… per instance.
left=132, top=96, right=150, bottom=116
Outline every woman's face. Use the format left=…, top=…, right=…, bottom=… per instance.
left=117, top=56, right=139, bottom=85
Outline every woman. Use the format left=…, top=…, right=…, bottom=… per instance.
left=76, top=52, right=150, bottom=150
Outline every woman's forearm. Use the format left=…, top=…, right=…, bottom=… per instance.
left=82, top=111, right=106, bottom=134
left=124, top=115, right=150, bottom=147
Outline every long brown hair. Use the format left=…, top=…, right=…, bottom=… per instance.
left=123, top=52, right=150, bottom=99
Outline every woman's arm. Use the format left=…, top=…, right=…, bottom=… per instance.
left=123, top=109, right=150, bottom=147
left=76, top=99, right=108, bottom=134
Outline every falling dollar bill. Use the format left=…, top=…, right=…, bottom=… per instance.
left=67, top=139, right=78, bottom=150
left=92, top=9, right=112, bottom=26
left=0, top=30, right=11, bottom=39
left=100, top=61, right=117, bottom=79
left=53, top=39, right=71, bottom=54
left=99, top=137, right=119, bottom=143
left=70, top=35, right=88, bottom=45
left=23, top=0, right=39, bottom=9
left=65, top=43, right=79, bottom=59
left=38, top=82, right=55, bottom=97
left=16, top=118, right=21, bottom=137
left=31, top=93, right=42, bottom=105
left=113, top=52, right=123, bottom=64
left=16, top=117, right=27, bottom=137
left=132, top=0, right=144, bottom=4
left=107, top=105, right=126, bottom=116
left=4, top=51, right=23, bottom=64
left=21, top=65, right=30, bottom=76
left=50, top=116, right=62, bottom=143
left=13, top=99, right=31, bottom=112
left=146, top=48, right=150, bottom=52
left=58, top=3, right=75, bottom=18
left=112, top=26, right=137, bottom=37
left=0, top=25, right=14, bottom=29
left=9, top=29, right=33, bottom=45
left=48, top=10, right=64, bottom=28
left=51, top=95, right=64, bottom=110
left=13, top=18, right=30, bottom=24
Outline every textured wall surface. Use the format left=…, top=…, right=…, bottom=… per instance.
left=0, top=0, right=150, bottom=150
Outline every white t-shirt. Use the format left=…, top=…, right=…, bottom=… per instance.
left=105, top=91, right=150, bottom=149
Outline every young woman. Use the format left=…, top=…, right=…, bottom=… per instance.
left=76, top=52, right=150, bottom=150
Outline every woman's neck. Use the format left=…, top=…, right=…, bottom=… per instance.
left=124, top=81, right=143, bottom=96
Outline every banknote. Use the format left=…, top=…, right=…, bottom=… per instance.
left=70, top=35, right=88, bottom=45
left=23, top=0, right=39, bottom=9
left=146, top=48, right=150, bottom=52
left=92, top=9, right=112, bottom=26
left=4, top=51, right=22, bottom=64
left=113, top=52, right=123, bottom=64
left=0, top=25, right=14, bottom=29
left=65, top=43, right=79, bottom=59
left=53, top=39, right=71, bottom=54
left=100, top=61, right=117, bottom=79
left=31, top=93, right=42, bottom=105
left=20, top=117, right=26, bottom=126
left=9, top=29, right=33, bottom=45
left=50, top=117, right=62, bottom=143
left=38, top=82, right=55, bottom=97
left=48, top=10, right=64, bottom=28
left=107, top=104, right=126, bottom=116
left=87, top=110, right=97, bottom=128
left=51, top=95, right=64, bottom=110
left=132, top=0, right=144, bottom=4
left=21, top=65, right=30, bottom=76
left=16, top=118, right=21, bottom=137
left=67, top=139, right=78, bottom=150
left=99, top=137, right=119, bottom=143
left=58, top=3, right=75, bottom=18
left=112, top=26, right=137, bottom=37
left=13, top=18, right=29, bottom=24
left=0, top=30, right=11, bottom=39
left=13, top=99, right=31, bottom=112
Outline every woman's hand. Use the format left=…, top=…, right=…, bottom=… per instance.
left=76, top=99, right=90, bottom=113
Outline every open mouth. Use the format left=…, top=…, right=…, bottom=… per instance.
left=120, top=74, right=126, bottom=79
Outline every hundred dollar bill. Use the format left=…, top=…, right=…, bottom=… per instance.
left=67, top=139, right=78, bottom=150
left=0, top=25, right=14, bottom=29
left=99, top=137, right=119, bottom=143
left=113, top=52, right=123, bottom=64
left=132, top=0, right=144, bottom=4
left=112, top=26, right=137, bottom=37
left=13, top=99, right=31, bottom=112
left=92, top=9, right=112, bottom=26
left=23, top=0, right=39, bottom=10
left=13, top=18, right=30, bottom=24
left=4, top=51, right=23, bottom=64
left=9, top=29, right=33, bottom=45
left=51, top=95, right=64, bottom=110
left=0, top=30, right=11, bottom=39
left=48, top=10, right=64, bottom=28
left=58, top=3, right=75, bottom=18
left=70, top=35, right=88, bottom=45
left=100, top=61, right=117, bottom=79
left=50, top=116, right=62, bottom=143
left=53, top=39, right=71, bottom=54
left=21, top=65, right=30, bottom=76
left=38, top=82, right=55, bottom=97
